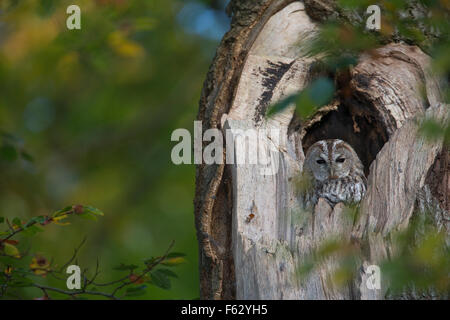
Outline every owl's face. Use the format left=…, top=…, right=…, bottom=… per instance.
left=304, top=139, right=359, bottom=182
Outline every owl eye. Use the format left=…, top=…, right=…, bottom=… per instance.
left=336, top=158, right=345, bottom=163
left=316, top=159, right=326, bottom=164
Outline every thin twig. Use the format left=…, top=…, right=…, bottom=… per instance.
left=111, top=241, right=175, bottom=296
left=58, top=237, right=87, bottom=273
left=2, top=211, right=75, bottom=242
left=33, top=284, right=118, bottom=300
left=85, top=259, right=101, bottom=287
left=92, top=274, right=130, bottom=287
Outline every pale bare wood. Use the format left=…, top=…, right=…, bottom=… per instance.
left=195, top=0, right=448, bottom=300
left=224, top=2, right=447, bottom=300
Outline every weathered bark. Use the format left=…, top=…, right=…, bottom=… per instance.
left=195, top=0, right=448, bottom=299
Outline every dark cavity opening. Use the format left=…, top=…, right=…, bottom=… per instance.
left=301, top=103, right=389, bottom=176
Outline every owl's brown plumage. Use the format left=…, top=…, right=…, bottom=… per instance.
left=302, top=139, right=367, bottom=208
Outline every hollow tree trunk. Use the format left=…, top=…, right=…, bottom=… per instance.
left=194, top=0, right=448, bottom=299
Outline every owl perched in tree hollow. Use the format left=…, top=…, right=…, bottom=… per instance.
left=302, top=139, right=367, bottom=208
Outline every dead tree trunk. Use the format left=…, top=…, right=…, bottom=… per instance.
left=194, top=0, right=448, bottom=299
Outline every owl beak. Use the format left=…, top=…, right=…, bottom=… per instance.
left=329, top=169, right=338, bottom=180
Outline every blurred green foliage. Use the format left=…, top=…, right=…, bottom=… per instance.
left=267, top=77, right=335, bottom=119
left=1, top=207, right=188, bottom=299
left=0, top=0, right=448, bottom=300
left=382, top=213, right=449, bottom=298
left=0, top=0, right=230, bottom=299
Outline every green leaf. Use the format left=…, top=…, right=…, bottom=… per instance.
left=22, top=225, right=44, bottom=236
left=157, top=268, right=178, bottom=278
left=12, top=218, right=22, bottom=227
left=20, top=151, right=34, bottom=162
left=0, top=217, right=4, bottom=224
left=113, top=263, right=138, bottom=271
left=317, top=240, right=342, bottom=258
left=9, top=276, right=34, bottom=288
left=125, top=285, right=147, bottom=297
left=308, top=77, right=334, bottom=107
left=24, top=216, right=47, bottom=228
left=419, top=119, right=449, bottom=145
left=53, top=206, right=72, bottom=216
left=126, top=284, right=147, bottom=293
left=0, top=144, right=18, bottom=162
left=266, top=77, right=335, bottom=120
left=149, top=270, right=171, bottom=290
left=78, top=212, right=97, bottom=221
left=3, top=242, right=20, bottom=258
left=125, top=290, right=147, bottom=297
left=166, top=252, right=186, bottom=259
left=296, top=259, right=315, bottom=279
left=161, top=256, right=186, bottom=266
left=38, top=0, right=57, bottom=17
left=84, top=206, right=104, bottom=216
left=266, top=94, right=299, bottom=118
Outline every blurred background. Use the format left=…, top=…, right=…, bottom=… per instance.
left=0, top=0, right=230, bottom=299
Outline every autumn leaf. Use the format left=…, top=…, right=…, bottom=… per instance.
left=52, top=214, right=70, bottom=226
left=30, top=255, right=51, bottom=277
left=161, top=257, right=186, bottom=266
left=2, top=242, right=21, bottom=258
left=0, top=239, right=19, bottom=245
left=108, top=31, right=144, bottom=58
left=129, top=273, right=147, bottom=284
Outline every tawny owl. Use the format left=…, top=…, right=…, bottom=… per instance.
left=302, top=139, right=367, bottom=208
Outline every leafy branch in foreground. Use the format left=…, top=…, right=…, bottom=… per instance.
left=29, top=240, right=183, bottom=300
left=0, top=206, right=185, bottom=299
